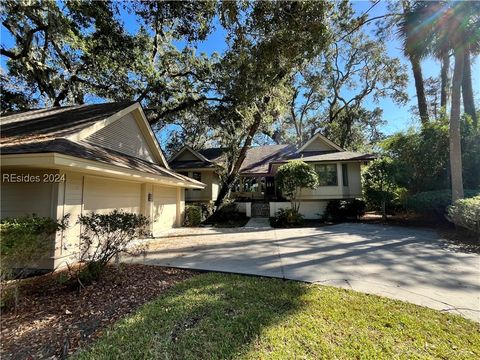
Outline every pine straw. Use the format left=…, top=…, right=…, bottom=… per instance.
left=0, top=264, right=197, bottom=359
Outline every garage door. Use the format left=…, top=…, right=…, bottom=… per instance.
left=152, top=185, right=177, bottom=236
left=83, top=176, right=141, bottom=214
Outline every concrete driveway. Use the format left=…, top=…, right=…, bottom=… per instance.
left=127, top=221, right=480, bottom=321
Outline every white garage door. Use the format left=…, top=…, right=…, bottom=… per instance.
left=152, top=185, right=177, bottom=236
left=83, top=176, right=141, bottom=214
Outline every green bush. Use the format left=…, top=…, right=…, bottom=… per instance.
left=209, top=201, right=245, bottom=222
left=407, top=190, right=480, bottom=218
left=271, top=208, right=304, bottom=228
left=0, top=214, right=68, bottom=311
left=276, top=160, right=319, bottom=212
left=70, top=210, right=149, bottom=286
left=324, top=199, right=366, bottom=221
left=447, top=196, right=480, bottom=236
left=184, top=205, right=202, bottom=226
left=0, top=214, right=68, bottom=280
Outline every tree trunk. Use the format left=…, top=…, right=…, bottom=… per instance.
left=440, top=52, right=450, bottom=109
left=410, top=55, right=429, bottom=125
left=214, top=111, right=263, bottom=208
left=449, top=49, right=465, bottom=202
left=462, top=47, right=477, bottom=126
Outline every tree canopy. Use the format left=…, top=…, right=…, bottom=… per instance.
left=276, top=160, right=319, bottom=211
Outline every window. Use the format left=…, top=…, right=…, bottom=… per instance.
left=192, top=172, right=202, bottom=191
left=243, top=177, right=258, bottom=192
left=315, top=164, right=338, bottom=186
left=342, top=164, right=349, bottom=186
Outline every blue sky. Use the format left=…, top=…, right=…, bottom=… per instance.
left=1, top=1, right=478, bottom=137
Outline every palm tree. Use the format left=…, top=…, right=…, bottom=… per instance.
left=462, top=47, right=476, bottom=124
left=449, top=42, right=465, bottom=201
left=402, top=1, right=479, bottom=201
left=398, top=1, right=430, bottom=125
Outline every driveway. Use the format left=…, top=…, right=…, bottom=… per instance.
left=127, top=221, right=480, bottom=321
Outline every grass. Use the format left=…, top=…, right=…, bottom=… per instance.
left=74, top=273, right=480, bottom=360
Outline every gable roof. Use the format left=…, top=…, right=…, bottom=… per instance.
left=1, top=102, right=202, bottom=187
left=1, top=101, right=135, bottom=143
left=169, top=145, right=213, bottom=164
left=170, top=144, right=295, bottom=174
left=297, top=133, right=344, bottom=152
left=169, top=131, right=374, bottom=174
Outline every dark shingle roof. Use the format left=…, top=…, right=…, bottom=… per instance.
left=0, top=139, right=200, bottom=184
left=240, top=144, right=295, bottom=174
left=1, top=102, right=203, bottom=187
left=1, top=101, right=134, bottom=144
left=285, top=150, right=376, bottom=162
left=197, top=147, right=226, bottom=162
left=170, top=160, right=216, bottom=170
left=170, top=144, right=296, bottom=175
left=170, top=144, right=375, bottom=174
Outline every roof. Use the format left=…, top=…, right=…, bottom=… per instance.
left=297, top=133, right=344, bottom=152
left=0, top=139, right=201, bottom=184
left=197, top=148, right=226, bottom=163
left=284, top=150, right=376, bottom=162
left=0, top=102, right=201, bottom=187
left=170, top=144, right=296, bottom=174
left=170, top=142, right=374, bottom=174
left=1, top=101, right=135, bottom=144
left=170, top=160, right=217, bottom=170
left=240, top=144, right=295, bottom=174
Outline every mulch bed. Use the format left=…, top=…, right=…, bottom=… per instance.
left=0, top=264, right=197, bottom=359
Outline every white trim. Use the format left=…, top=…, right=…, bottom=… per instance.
left=1, top=153, right=205, bottom=189
left=297, top=133, right=344, bottom=152
left=132, top=105, right=171, bottom=169
left=169, top=145, right=212, bottom=163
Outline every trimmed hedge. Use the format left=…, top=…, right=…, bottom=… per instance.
left=447, top=196, right=480, bottom=236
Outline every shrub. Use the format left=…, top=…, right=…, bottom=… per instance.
left=70, top=210, right=149, bottom=286
left=407, top=189, right=480, bottom=218
left=447, top=196, right=480, bottom=237
left=362, top=157, right=399, bottom=220
left=184, top=205, right=202, bottom=226
left=324, top=199, right=366, bottom=221
left=271, top=208, right=304, bottom=228
left=276, top=160, right=319, bottom=211
left=209, top=201, right=245, bottom=222
left=0, top=214, right=68, bottom=311
left=0, top=214, right=68, bottom=280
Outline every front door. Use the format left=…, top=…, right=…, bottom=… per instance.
left=265, top=176, right=275, bottom=198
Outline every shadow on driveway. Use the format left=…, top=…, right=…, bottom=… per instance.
left=126, top=223, right=480, bottom=321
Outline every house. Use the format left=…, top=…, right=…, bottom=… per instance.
left=169, top=144, right=292, bottom=203
left=169, top=133, right=374, bottom=218
left=0, top=102, right=204, bottom=270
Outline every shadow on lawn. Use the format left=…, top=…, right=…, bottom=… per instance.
left=74, top=274, right=308, bottom=360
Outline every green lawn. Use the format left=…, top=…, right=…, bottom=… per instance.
left=74, top=273, right=480, bottom=360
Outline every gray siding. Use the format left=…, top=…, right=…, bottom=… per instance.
left=86, top=113, right=155, bottom=162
